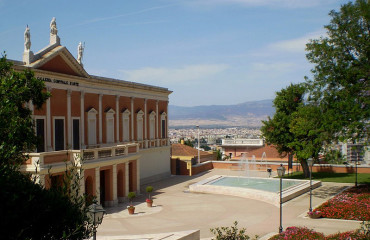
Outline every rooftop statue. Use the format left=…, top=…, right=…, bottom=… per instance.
left=77, top=42, right=84, bottom=65
left=50, top=17, right=58, bottom=35
left=24, top=25, right=31, bottom=51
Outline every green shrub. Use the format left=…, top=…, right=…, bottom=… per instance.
left=210, top=221, right=258, bottom=240
left=128, top=192, right=136, bottom=205
left=0, top=165, right=92, bottom=239
left=146, top=186, right=153, bottom=200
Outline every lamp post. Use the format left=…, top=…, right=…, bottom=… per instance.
left=196, top=125, right=200, bottom=164
left=355, top=151, right=358, bottom=187
left=88, top=203, right=106, bottom=240
left=307, top=158, right=313, bottom=212
left=277, top=164, right=285, bottom=233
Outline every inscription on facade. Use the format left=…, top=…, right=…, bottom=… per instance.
left=37, top=77, right=79, bottom=86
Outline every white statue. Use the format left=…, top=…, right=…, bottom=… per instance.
left=77, top=42, right=84, bottom=65
left=50, top=17, right=57, bottom=35
left=24, top=25, right=31, bottom=51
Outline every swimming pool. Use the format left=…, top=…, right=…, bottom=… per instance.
left=189, top=175, right=321, bottom=206
left=209, top=176, right=302, bottom=193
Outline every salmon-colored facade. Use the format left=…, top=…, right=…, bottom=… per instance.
left=18, top=19, right=172, bottom=207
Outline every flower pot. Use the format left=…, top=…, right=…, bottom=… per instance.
left=146, top=199, right=153, bottom=207
left=128, top=206, right=135, bottom=215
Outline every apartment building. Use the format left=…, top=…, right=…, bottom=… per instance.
left=15, top=18, right=172, bottom=207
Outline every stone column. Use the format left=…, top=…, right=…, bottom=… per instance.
left=99, top=94, right=103, bottom=144
left=46, top=87, right=52, bottom=151
left=130, top=97, right=135, bottom=141
left=144, top=98, right=147, bottom=148
left=166, top=101, right=169, bottom=141
left=80, top=91, right=85, bottom=148
left=95, top=167, right=101, bottom=205
left=67, top=90, right=72, bottom=149
left=136, top=159, right=140, bottom=193
left=113, top=164, right=118, bottom=206
left=116, top=95, right=120, bottom=143
left=156, top=100, right=159, bottom=146
left=125, top=162, right=129, bottom=196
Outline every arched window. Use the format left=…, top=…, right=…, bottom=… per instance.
left=160, top=112, right=167, bottom=138
left=149, top=111, right=156, bottom=140
left=136, top=110, right=144, bottom=141
left=122, top=109, right=130, bottom=142
left=105, top=108, right=115, bottom=143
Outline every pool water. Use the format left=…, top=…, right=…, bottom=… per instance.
left=209, top=176, right=301, bottom=193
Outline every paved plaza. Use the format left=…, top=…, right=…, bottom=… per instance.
left=98, top=169, right=362, bottom=239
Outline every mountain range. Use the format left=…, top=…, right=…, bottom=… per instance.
left=169, top=99, right=275, bottom=128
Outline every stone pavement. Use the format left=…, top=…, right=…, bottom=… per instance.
left=97, top=169, right=362, bottom=239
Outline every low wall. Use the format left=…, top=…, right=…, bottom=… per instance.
left=191, top=162, right=213, bottom=175
left=189, top=161, right=370, bottom=176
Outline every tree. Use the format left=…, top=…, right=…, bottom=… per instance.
left=0, top=54, right=50, bottom=166
left=215, top=149, right=222, bottom=160
left=261, top=84, right=323, bottom=177
left=0, top=55, right=93, bottom=239
left=305, top=0, right=370, bottom=145
left=0, top=163, right=93, bottom=239
left=288, top=104, right=325, bottom=174
left=261, top=83, right=304, bottom=160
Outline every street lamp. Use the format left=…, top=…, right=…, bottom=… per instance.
left=196, top=125, right=200, bottom=164
left=355, top=151, right=359, bottom=187
left=277, top=164, right=285, bottom=234
left=307, top=158, right=314, bottom=212
left=88, top=203, right=106, bottom=240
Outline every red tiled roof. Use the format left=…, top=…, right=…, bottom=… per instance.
left=171, top=143, right=213, bottom=157
left=230, top=145, right=289, bottom=161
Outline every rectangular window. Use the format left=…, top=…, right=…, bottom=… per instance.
left=54, top=119, right=64, bottom=151
left=36, top=119, right=45, bottom=152
left=72, top=119, right=80, bottom=150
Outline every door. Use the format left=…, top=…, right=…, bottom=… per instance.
left=72, top=119, right=80, bottom=150
left=54, top=119, right=64, bottom=151
left=36, top=119, right=45, bottom=152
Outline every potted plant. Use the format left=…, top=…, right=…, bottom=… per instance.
left=127, top=192, right=136, bottom=214
left=146, top=186, right=154, bottom=207
left=307, top=210, right=322, bottom=219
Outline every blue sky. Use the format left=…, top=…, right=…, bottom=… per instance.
left=1, top=0, right=348, bottom=106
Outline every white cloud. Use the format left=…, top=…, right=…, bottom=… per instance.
left=120, top=64, right=230, bottom=86
left=184, top=0, right=335, bottom=9
left=251, top=62, right=297, bottom=72
left=72, top=4, right=175, bottom=27
left=268, top=30, right=326, bottom=53
left=250, top=30, right=326, bottom=58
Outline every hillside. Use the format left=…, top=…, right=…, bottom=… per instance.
left=169, top=99, right=274, bottom=128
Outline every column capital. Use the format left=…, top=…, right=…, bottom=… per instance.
left=67, top=89, right=72, bottom=96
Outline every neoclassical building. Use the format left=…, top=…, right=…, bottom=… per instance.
left=14, top=18, right=172, bottom=207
